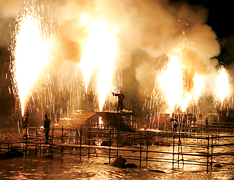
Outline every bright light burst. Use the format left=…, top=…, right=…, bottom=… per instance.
left=216, top=66, right=230, bottom=106
left=159, top=47, right=183, bottom=114
left=180, top=92, right=192, bottom=112
left=193, top=73, right=204, bottom=104
left=11, top=2, right=52, bottom=116
left=79, top=20, right=117, bottom=111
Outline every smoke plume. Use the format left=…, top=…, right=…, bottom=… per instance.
left=1, top=0, right=222, bottom=113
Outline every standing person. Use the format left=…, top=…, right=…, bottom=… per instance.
left=205, top=117, right=208, bottom=127
left=87, top=91, right=94, bottom=112
left=23, top=112, right=29, bottom=139
left=173, top=117, right=178, bottom=133
left=112, top=90, right=124, bottom=113
left=44, top=114, right=50, bottom=144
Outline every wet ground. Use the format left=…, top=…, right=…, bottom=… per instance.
left=0, top=136, right=234, bottom=180
left=0, top=117, right=234, bottom=179
left=0, top=153, right=233, bottom=180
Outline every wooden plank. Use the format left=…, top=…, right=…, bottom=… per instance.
left=54, top=111, right=96, bottom=130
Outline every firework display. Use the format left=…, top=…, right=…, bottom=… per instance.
left=8, top=0, right=232, bottom=126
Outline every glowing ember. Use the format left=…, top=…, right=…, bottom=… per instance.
left=216, top=66, right=230, bottom=106
left=193, top=73, right=204, bottom=104
left=159, top=47, right=183, bottom=113
left=79, top=20, right=117, bottom=111
left=11, top=2, right=52, bottom=116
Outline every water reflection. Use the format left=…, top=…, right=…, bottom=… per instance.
left=0, top=154, right=233, bottom=180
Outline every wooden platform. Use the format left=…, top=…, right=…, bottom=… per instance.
left=52, top=111, right=136, bottom=136
left=54, top=111, right=96, bottom=130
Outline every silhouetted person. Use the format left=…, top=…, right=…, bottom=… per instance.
left=23, top=112, right=29, bottom=139
left=205, top=117, right=208, bottom=127
left=173, top=118, right=178, bottom=133
left=112, top=91, right=124, bottom=113
left=44, top=114, right=50, bottom=144
left=87, top=91, right=94, bottom=111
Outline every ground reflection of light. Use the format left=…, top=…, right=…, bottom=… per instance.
left=139, top=128, right=161, bottom=132
left=95, top=138, right=103, bottom=146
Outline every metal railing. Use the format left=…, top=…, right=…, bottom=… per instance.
left=1, top=126, right=234, bottom=172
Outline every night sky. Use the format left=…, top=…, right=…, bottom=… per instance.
left=205, top=1, right=234, bottom=39
left=174, top=0, right=234, bottom=38
left=204, top=0, right=234, bottom=66
left=176, top=0, right=234, bottom=65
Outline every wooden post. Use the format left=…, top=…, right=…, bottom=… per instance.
left=61, top=126, right=64, bottom=143
left=178, top=132, right=180, bottom=168
left=52, top=127, right=54, bottom=156
left=140, top=131, right=142, bottom=167
left=146, top=131, right=148, bottom=166
left=109, top=129, right=111, bottom=165
left=172, top=133, right=174, bottom=170
left=88, top=127, right=91, bottom=159
left=117, top=131, right=119, bottom=157
left=181, top=141, right=184, bottom=168
left=134, top=133, right=135, bottom=144
left=80, top=129, right=82, bottom=162
left=219, top=121, right=220, bottom=134
left=36, top=126, right=38, bottom=141
left=207, top=135, right=209, bottom=172
left=211, top=135, right=213, bottom=171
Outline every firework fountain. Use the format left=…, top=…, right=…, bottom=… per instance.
left=193, top=73, right=205, bottom=105
left=9, top=0, right=232, bottom=128
left=159, top=45, right=184, bottom=115
left=216, top=66, right=230, bottom=108
left=79, top=19, right=118, bottom=111
left=11, top=1, right=53, bottom=117
left=149, top=35, right=215, bottom=129
left=11, top=1, right=121, bottom=123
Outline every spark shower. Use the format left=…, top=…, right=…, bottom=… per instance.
left=10, top=1, right=231, bottom=120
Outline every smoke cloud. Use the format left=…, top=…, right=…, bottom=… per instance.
left=0, top=0, right=23, bottom=17
left=0, top=0, right=222, bottom=112
left=0, top=0, right=24, bottom=47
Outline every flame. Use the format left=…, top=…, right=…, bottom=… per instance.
left=216, top=66, right=230, bottom=106
left=12, top=2, right=51, bottom=116
left=159, top=47, right=183, bottom=113
left=193, top=73, right=204, bottom=104
left=79, top=20, right=117, bottom=111
left=180, top=92, right=192, bottom=112
left=98, top=116, right=104, bottom=129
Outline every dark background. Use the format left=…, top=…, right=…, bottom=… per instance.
left=173, top=0, right=234, bottom=65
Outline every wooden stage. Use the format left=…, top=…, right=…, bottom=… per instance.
left=54, top=111, right=96, bottom=130
left=53, top=111, right=136, bottom=135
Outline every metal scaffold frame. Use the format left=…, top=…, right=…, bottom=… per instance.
left=1, top=126, right=234, bottom=172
